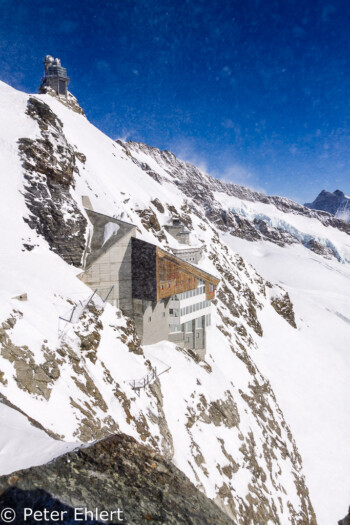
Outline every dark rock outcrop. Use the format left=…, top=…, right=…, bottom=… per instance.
left=270, top=292, right=297, bottom=328
left=19, top=97, right=87, bottom=266
left=0, top=433, right=235, bottom=525
left=339, top=506, right=350, bottom=525
left=39, top=85, right=86, bottom=116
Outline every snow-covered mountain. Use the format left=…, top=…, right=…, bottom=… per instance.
left=305, top=189, right=350, bottom=223
left=0, top=80, right=349, bottom=524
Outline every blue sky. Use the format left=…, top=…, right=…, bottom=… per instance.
left=1, top=0, right=349, bottom=202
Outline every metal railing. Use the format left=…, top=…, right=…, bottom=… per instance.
left=58, top=286, right=114, bottom=341
left=125, top=366, right=171, bottom=396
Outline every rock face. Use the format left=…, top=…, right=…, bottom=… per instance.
left=118, top=141, right=350, bottom=259
left=339, top=507, right=350, bottom=525
left=38, top=85, right=86, bottom=116
left=0, top=312, right=60, bottom=401
left=18, top=97, right=87, bottom=266
left=305, top=189, right=350, bottom=223
left=0, top=433, right=235, bottom=525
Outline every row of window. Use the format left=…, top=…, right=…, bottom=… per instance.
left=175, top=285, right=205, bottom=300
left=179, top=300, right=211, bottom=316
left=179, top=254, right=199, bottom=262
left=169, top=314, right=211, bottom=334
left=169, top=300, right=211, bottom=318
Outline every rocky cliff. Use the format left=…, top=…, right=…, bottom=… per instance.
left=0, top=433, right=235, bottom=525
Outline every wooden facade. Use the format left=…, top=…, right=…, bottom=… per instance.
left=157, top=247, right=219, bottom=301
left=132, top=238, right=219, bottom=303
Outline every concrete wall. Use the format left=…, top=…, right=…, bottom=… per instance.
left=81, top=228, right=135, bottom=316
left=184, top=328, right=205, bottom=351
left=169, top=317, right=206, bottom=351
left=169, top=331, right=185, bottom=347
left=164, top=225, right=190, bottom=245
left=133, top=298, right=171, bottom=345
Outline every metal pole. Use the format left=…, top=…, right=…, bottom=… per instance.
left=104, top=285, right=114, bottom=303
left=69, top=306, right=76, bottom=323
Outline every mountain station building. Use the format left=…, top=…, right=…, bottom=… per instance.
left=79, top=203, right=219, bottom=351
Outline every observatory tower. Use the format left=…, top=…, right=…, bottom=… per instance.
left=41, top=55, right=69, bottom=97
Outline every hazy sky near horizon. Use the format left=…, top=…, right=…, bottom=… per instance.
left=0, top=0, right=349, bottom=202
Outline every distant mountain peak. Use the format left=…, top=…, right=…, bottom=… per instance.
left=305, top=189, right=350, bottom=223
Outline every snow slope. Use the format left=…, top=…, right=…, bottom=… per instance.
left=222, top=233, right=350, bottom=524
left=0, top=403, right=78, bottom=475
left=0, top=80, right=348, bottom=524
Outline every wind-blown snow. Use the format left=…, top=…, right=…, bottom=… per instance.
left=336, top=208, right=350, bottom=223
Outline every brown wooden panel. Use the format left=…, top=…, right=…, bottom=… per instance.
left=157, top=255, right=198, bottom=299
left=156, top=247, right=219, bottom=300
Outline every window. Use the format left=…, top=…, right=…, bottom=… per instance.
left=148, top=316, right=151, bottom=322
left=162, top=312, right=165, bottom=318
left=196, top=317, right=203, bottom=328
left=169, top=324, right=182, bottom=333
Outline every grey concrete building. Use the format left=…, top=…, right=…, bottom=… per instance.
left=80, top=209, right=136, bottom=316
left=80, top=204, right=219, bottom=350
left=164, top=218, right=190, bottom=245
